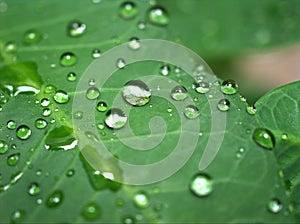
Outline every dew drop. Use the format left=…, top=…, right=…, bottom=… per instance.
left=0, top=140, right=8, bottom=154
left=66, top=169, right=75, bottom=177
left=123, top=217, right=135, bottom=224
left=122, top=80, right=151, bottom=106
left=4, top=41, right=17, bottom=53
left=119, top=1, right=138, bottom=19
left=147, top=6, right=169, bottom=26
left=46, top=190, right=64, bottom=208
left=28, top=182, right=40, bottom=196
left=7, top=153, right=20, bottom=166
left=73, top=111, right=83, bottom=119
left=16, top=125, right=32, bottom=140
left=35, top=119, right=48, bottom=129
left=67, top=72, right=77, bottom=82
left=253, top=128, right=275, bottom=150
left=190, top=173, right=213, bottom=197
left=281, top=133, right=288, bottom=141
left=97, top=123, right=105, bottom=130
left=60, top=52, right=76, bottom=67
left=11, top=210, right=25, bottom=223
left=44, top=85, right=56, bottom=94
left=92, top=49, right=101, bottom=58
left=42, top=108, right=52, bottom=117
left=117, top=58, right=126, bottom=69
left=82, top=202, right=101, bottom=220
left=88, top=79, right=96, bottom=86
left=36, top=198, right=43, bottom=205
left=128, top=37, right=140, bottom=50
left=268, top=198, right=282, bottom=214
left=133, top=192, right=150, bottom=209
left=7, top=120, right=16, bottom=130
left=53, top=90, right=69, bottom=104
left=137, top=21, right=146, bottom=30
left=236, top=147, right=245, bottom=158
left=40, top=98, right=50, bottom=107
left=246, top=105, right=256, bottom=115
left=86, top=87, right=100, bottom=100
left=67, top=20, right=86, bottom=37
left=160, top=64, right=170, bottom=76
left=24, top=29, right=42, bottom=45
left=217, top=99, right=230, bottom=111
left=194, top=81, right=210, bottom=94
left=171, top=85, right=188, bottom=101
left=105, top=108, right=127, bottom=129
left=184, top=105, right=200, bottom=119
left=220, top=79, right=238, bottom=95
left=96, top=101, right=108, bottom=112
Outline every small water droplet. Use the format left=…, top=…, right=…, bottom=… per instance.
left=4, top=41, right=17, bottom=53
left=16, top=125, right=32, bottom=140
left=0, top=91, right=9, bottom=104
left=0, top=140, right=8, bottom=154
left=92, top=48, right=101, bottom=58
left=73, top=111, right=83, bottom=119
left=46, top=190, right=64, bottom=208
left=246, top=105, right=256, bottom=115
left=36, top=197, right=43, bottom=205
left=240, top=95, right=247, bottom=102
left=133, top=192, right=150, bottom=209
left=128, top=37, right=140, bottom=50
left=160, top=65, right=170, bottom=76
left=7, top=120, right=16, bottom=130
left=171, top=85, right=188, bottom=101
left=253, top=128, right=275, bottom=150
left=105, top=108, right=127, bottom=129
left=11, top=210, right=25, bottom=223
left=53, top=90, right=69, bottom=104
left=122, top=80, right=151, bottom=106
left=123, top=217, right=135, bottom=224
left=86, top=87, right=100, bottom=100
left=67, top=72, right=77, bottom=82
left=194, top=81, right=210, bottom=94
left=190, top=173, right=213, bottom=197
left=119, top=1, right=138, bottom=19
left=217, top=99, right=230, bottom=111
left=236, top=147, right=245, bottom=158
left=40, top=98, right=50, bottom=107
left=42, top=108, right=52, bottom=117
left=281, top=133, right=288, bottom=141
left=66, top=169, right=75, bottom=177
left=96, top=101, right=108, bottom=112
left=7, top=153, right=20, bottom=166
left=147, top=6, right=169, bottom=26
left=35, top=119, right=48, bottom=129
left=88, top=79, right=96, bottom=86
left=36, top=170, right=42, bottom=176
left=117, top=58, right=126, bottom=69
left=137, top=21, right=146, bottom=30
left=221, top=79, right=238, bottom=95
left=28, top=182, right=40, bottom=196
left=24, top=29, right=42, bottom=45
left=184, top=105, right=200, bottom=119
left=67, top=20, right=86, bottom=37
left=97, top=123, right=105, bottom=130
left=82, top=202, right=101, bottom=220
left=60, top=52, right=76, bottom=67
left=44, top=85, right=56, bottom=94
left=268, top=198, right=282, bottom=214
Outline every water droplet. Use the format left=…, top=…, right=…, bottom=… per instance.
left=28, top=183, right=40, bottom=196
left=246, top=105, right=256, bottom=115
left=268, top=198, right=282, bottom=214
left=253, top=128, right=275, bottom=150
left=16, top=125, right=32, bottom=140
left=73, top=111, right=83, bottom=119
left=88, top=79, right=96, bottom=86
left=44, top=85, right=56, bottom=94
left=137, top=21, right=146, bottom=30
left=60, top=52, right=76, bottom=67
left=82, top=202, right=101, bottom=220
left=53, top=90, right=69, bottom=104
left=160, top=64, right=170, bottom=76
left=67, top=20, right=86, bottom=37
left=67, top=72, right=77, bottom=82
left=42, top=108, right=52, bottom=117
left=35, top=119, right=48, bottom=129
left=119, top=1, right=138, bottom=19
left=220, top=79, right=238, bottom=95
left=40, top=98, right=50, bottom=107
left=133, top=192, right=150, bottom=209
left=105, top=108, right=127, bottom=129
left=86, top=87, right=100, bottom=100
left=46, top=190, right=64, bottom=208
left=128, top=37, right=140, bottom=50
left=24, top=29, right=42, bottom=45
left=190, top=173, right=213, bottom=197
left=36, top=198, right=43, bottom=205
left=45, top=126, right=77, bottom=151
left=281, top=133, right=288, bottom=141
left=184, top=105, right=200, bottom=119
left=66, top=169, right=75, bottom=177
left=171, top=85, right=188, bottom=101
left=96, top=102, right=108, bottom=112
left=236, top=147, right=245, bottom=158
left=240, top=95, right=247, bottom=102
left=92, top=49, right=101, bottom=58
left=36, top=170, right=42, bottom=176
left=194, top=81, right=210, bottom=94
left=117, top=58, right=126, bottom=69
left=123, top=217, right=135, bottom=224
left=4, top=41, right=17, bottom=53
left=0, top=140, right=8, bottom=154
left=147, top=6, right=169, bottom=26
left=217, top=99, right=230, bottom=111
left=0, top=91, right=9, bottom=104
left=7, top=120, right=16, bottom=130
left=11, top=210, right=25, bottom=223
left=97, top=123, right=105, bottom=130
left=7, top=153, right=20, bottom=166
left=122, top=80, right=151, bottom=106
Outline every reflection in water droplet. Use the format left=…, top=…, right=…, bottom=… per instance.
left=160, top=65, right=170, bottom=76
left=96, top=102, right=108, bottom=112
left=0, top=140, right=8, bottom=154
left=7, top=153, right=20, bottom=166
left=190, top=173, right=213, bottom=197
left=67, top=72, right=77, bottom=82
left=35, top=119, right=48, bottom=129
left=119, top=1, right=138, bottom=19
left=92, top=49, right=101, bottom=58
left=105, top=108, right=127, bottom=129
left=246, top=105, right=256, bottom=115
left=194, top=81, right=210, bottom=94
left=60, top=52, right=76, bottom=67
left=46, top=190, right=64, bottom=208
left=7, top=120, right=16, bottom=130
left=221, top=79, right=238, bottom=95
left=133, top=192, right=150, bottom=209
left=86, top=87, right=100, bottom=100
left=67, top=20, right=86, bottom=37
left=117, top=58, right=126, bottom=69
left=53, top=90, right=69, bottom=104
left=171, top=85, right=188, bottom=101
left=16, top=125, right=32, bottom=140
left=147, top=6, right=169, bottom=26
left=28, top=183, right=40, bottom=196
left=82, top=202, right=101, bottom=220
left=24, top=29, right=42, bottom=45
left=184, top=105, right=200, bottom=119
left=217, top=99, right=230, bottom=111
left=128, top=37, right=140, bottom=50
left=122, top=80, right=151, bottom=106
left=253, top=128, right=275, bottom=150
left=268, top=198, right=282, bottom=214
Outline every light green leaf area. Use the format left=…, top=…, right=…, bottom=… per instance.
left=0, top=0, right=299, bottom=223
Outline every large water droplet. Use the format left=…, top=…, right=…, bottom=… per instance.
left=60, top=52, right=76, bottom=67
left=35, top=119, right=48, bottom=129
left=46, top=190, right=64, bottom=208
left=86, top=87, right=100, bottom=100
left=189, top=173, right=213, bottom=197
left=0, top=140, right=8, bottom=154
left=16, top=125, right=32, bottom=140
left=7, top=153, right=20, bottom=166
left=67, top=72, right=77, bottom=82
left=194, top=81, right=210, bottom=94
left=217, top=99, right=230, bottom=111
left=119, top=1, right=138, bottom=19
left=171, top=85, right=188, bottom=101
left=96, top=102, right=108, bottom=112
left=7, top=120, right=16, bottom=130
left=105, top=108, right=127, bottom=129
left=44, top=126, right=77, bottom=151
left=253, top=128, right=275, bottom=150
left=122, top=80, right=151, bottom=106
left=53, top=90, right=69, bottom=104
left=24, top=29, right=42, bottom=45
left=147, top=6, right=169, bottom=26
left=28, top=182, right=40, bottom=196
left=268, top=198, right=282, bottom=214
left=184, top=105, right=200, bottom=119
left=82, top=202, right=101, bottom=220
left=133, top=192, right=150, bottom=209
left=220, top=79, right=238, bottom=95
left=67, top=20, right=86, bottom=37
